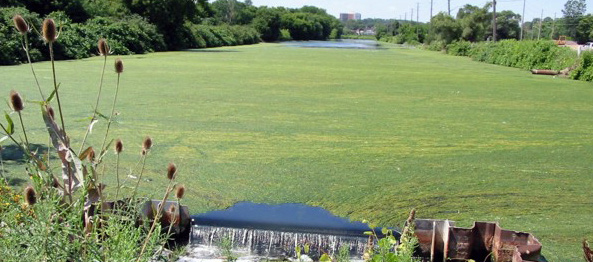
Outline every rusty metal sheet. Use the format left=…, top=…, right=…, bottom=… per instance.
left=414, top=219, right=544, bottom=262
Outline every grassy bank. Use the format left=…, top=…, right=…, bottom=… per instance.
left=1, top=43, right=591, bottom=261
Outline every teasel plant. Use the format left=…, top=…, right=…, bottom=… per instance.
left=0, top=15, right=183, bottom=261
left=585, top=240, right=593, bottom=262
left=137, top=162, right=179, bottom=261
left=114, top=139, right=123, bottom=199
left=79, top=38, right=111, bottom=155
left=130, top=136, right=153, bottom=201
left=13, top=15, right=45, bottom=101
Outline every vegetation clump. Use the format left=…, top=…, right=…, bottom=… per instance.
left=0, top=14, right=183, bottom=262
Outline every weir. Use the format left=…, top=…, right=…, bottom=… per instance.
left=184, top=202, right=382, bottom=261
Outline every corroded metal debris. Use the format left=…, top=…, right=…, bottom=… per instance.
left=414, top=219, right=545, bottom=262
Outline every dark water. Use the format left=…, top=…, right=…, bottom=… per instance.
left=282, top=39, right=383, bottom=50
left=192, top=202, right=372, bottom=236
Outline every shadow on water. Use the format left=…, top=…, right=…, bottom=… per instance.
left=4, top=177, right=27, bottom=186
left=1, top=144, right=50, bottom=163
left=185, top=49, right=240, bottom=53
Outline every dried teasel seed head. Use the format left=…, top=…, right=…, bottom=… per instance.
left=115, top=141, right=123, bottom=153
left=87, top=147, right=96, bottom=162
left=47, top=105, right=55, bottom=120
left=167, top=205, right=178, bottom=223
left=142, top=136, right=152, bottom=151
left=13, top=15, right=28, bottom=34
left=114, top=58, right=124, bottom=74
left=166, top=163, right=177, bottom=180
left=175, top=185, right=185, bottom=199
left=24, top=186, right=36, bottom=206
left=115, top=139, right=123, bottom=154
left=98, top=38, right=109, bottom=56
left=10, top=90, right=24, bottom=112
left=42, top=18, right=57, bottom=43
left=51, top=176, right=60, bottom=188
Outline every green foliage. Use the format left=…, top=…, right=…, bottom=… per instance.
left=219, top=236, right=237, bottom=262
left=281, top=12, right=333, bottom=40
left=576, top=14, right=593, bottom=43
left=54, top=15, right=166, bottom=60
left=446, top=40, right=473, bottom=56
left=375, top=21, right=426, bottom=45
left=122, top=0, right=198, bottom=50
left=424, top=39, right=447, bottom=51
left=190, top=24, right=260, bottom=48
left=562, top=0, right=587, bottom=38
left=0, top=185, right=165, bottom=261
left=571, top=51, right=593, bottom=81
left=462, top=40, right=577, bottom=70
left=364, top=222, right=419, bottom=262
left=0, top=7, right=165, bottom=64
left=456, top=4, right=489, bottom=42
left=81, top=0, right=130, bottom=18
left=0, top=16, right=180, bottom=261
left=337, top=245, right=351, bottom=262
left=0, top=7, right=44, bottom=65
left=341, top=34, right=376, bottom=40
left=251, top=7, right=282, bottom=42
left=431, top=12, right=462, bottom=45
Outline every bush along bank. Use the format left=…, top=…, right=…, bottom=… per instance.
left=425, top=39, right=593, bottom=82
left=0, top=7, right=261, bottom=65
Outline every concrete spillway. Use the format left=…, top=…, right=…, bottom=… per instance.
left=182, top=202, right=383, bottom=261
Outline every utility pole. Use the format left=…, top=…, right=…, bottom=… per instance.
left=538, top=9, right=543, bottom=40
left=429, top=0, right=433, bottom=36
left=417, top=2, right=420, bottom=22
left=492, top=0, right=497, bottom=41
left=448, top=0, right=451, bottom=16
left=411, top=8, right=414, bottom=22
left=520, top=0, right=526, bottom=40
left=430, top=0, right=433, bottom=20
left=551, top=13, right=557, bottom=39
left=405, top=12, right=407, bottom=21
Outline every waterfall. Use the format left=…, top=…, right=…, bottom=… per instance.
left=187, top=225, right=369, bottom=261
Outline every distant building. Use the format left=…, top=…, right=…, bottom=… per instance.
left=340, top=13, right=361, bottom=22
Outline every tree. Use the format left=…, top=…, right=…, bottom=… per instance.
left=252, top=7, right=283, bottom=41
left=211, top=0, right=239, bottom=24
left=431, top=12, right=462, bottom=44
left=122, top=0, right=198, bottom=49
left=2, top=0, right=89, bottom=22
left=456, top=4, right=490, bottom=42
left=576, top=14, right=593, bottom=43
left=489, top=10, right=521, bottom=40
left=562, top=0, right=587, bottom=38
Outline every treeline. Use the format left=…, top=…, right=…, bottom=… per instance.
left=0, top=0, right=342, bottom=64
left=357, top=0, right=592, bottom=47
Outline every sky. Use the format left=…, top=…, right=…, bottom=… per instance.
left=250, top=0, right=593, bottom=23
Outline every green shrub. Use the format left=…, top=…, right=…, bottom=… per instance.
left=446, top=40, right=472, bottom=56
left=279, top=29, right=292, bottom=41
left=571, top=51, right=593, bottom=81
left=190, top=24, right=260, bottom=48
left=0, top=7, right=44, bottom=65
left=54, top=15, right=165, bottom=60
left=465, top=40, right=577, bottom=70
left=0, top=17, right=180, bottom=261
left=424, top=40, right=447, bottom=52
